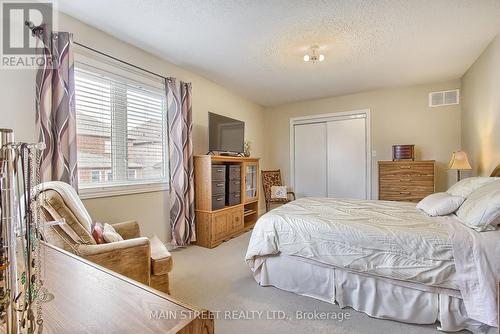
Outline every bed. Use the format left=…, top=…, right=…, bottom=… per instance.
left=245, top=166, right=500, bottom=333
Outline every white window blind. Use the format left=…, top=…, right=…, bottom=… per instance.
left=74, top=59, right=169, bottom=196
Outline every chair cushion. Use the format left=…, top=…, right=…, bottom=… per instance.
left=36, top=181, right=93, bottom=233
left=150, top=236, right=173, bottom=276
left=41, top=190, right=96, bottom=246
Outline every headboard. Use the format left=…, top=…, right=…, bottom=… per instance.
left=491, top=164, right=500, bottom=177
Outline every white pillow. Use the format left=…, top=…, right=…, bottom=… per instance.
left=416, top=192, right=465, bottom=217
left=446, top=177, right=498, bottom=198
left=271, top=186, right=288, bottom=199
left=456, top=180, right=500, bottom=232
left=102, top=223, right=124, bottom=243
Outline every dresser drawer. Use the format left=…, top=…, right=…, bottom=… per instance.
left=228, top=165, right=241, bottom=180
left=227, top=179, right=241, bottom=193
left=379, top=179, right=434, bottom=191
left=212, top=195, right=226, bottom=210
left=379, top=175, right=434, bottom=183
left=379, top=165, right=434, bottom=178
left=212, top=181, right=226, bottom=195
left=379, top=191, right=430, bottom=203
left=211, top=165, right=226, bottom=181
left=227, top=192, right=241, bottom=206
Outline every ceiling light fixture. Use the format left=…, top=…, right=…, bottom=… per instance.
left=303, top=45, right=325, bottom=63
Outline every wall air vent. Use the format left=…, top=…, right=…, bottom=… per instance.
left=429, top=89, right=460, bottom=107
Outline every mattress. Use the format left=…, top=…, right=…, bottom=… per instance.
left=245, top=197, right=459, bottom=290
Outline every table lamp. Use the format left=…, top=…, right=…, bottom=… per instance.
left=448, top=151, right=472, bottom=181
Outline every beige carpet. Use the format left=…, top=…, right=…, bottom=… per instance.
left=169, top=232, right=466, bottom=334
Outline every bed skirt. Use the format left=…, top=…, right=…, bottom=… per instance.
left=255, top=255, right=494, bottom=333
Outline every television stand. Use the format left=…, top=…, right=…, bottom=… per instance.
left=193, top=155, right=260, bottom=248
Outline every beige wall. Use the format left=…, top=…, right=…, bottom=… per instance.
left=263, top=80, right=462, bottom=197
left=461, top=34, right=500, bottom=177
left=0, top=12, right=265, bottom=242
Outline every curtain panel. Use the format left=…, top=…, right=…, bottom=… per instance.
left=166, top=78, right=195, bottom=246
left=35, top=28, right=78, bottom=190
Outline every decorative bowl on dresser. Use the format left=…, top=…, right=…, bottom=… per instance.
left=378, top=160, right=435, bottom=202
left=194, top=155, right=260, bottom=248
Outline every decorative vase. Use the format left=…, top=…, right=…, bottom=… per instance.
left=244, top=141, right=251, bottom=157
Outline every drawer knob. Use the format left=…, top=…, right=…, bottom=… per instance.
left=400, top=178, right=411, bottom=182
left=400, top=191, right=410, bottom=195
left=216, top=198, right=223, bottom=201
left=399, top=166, right=411, bottom=169
left=216, top=183, right=224, bottom=187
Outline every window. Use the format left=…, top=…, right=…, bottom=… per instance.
left=128, top=169, right=137, bottom=180
left=91, top=170, right=101, bottom=183
left=74, top=57, right=169, bottom=198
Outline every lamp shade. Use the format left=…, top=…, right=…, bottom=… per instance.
left=448, top=151, right=472, bottom=170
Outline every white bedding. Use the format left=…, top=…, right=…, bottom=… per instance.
left=246, top=197, right=458, bottom=289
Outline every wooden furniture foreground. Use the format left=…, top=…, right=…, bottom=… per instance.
left=36, top=243, right=213, bottom=334
left=194, top=155, right=259, bottom=248
left=378, top=160, right=436, bottom=202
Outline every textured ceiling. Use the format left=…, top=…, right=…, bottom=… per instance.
left=58, top=0, right=500, bottom=106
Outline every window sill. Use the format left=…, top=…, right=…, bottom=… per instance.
left=79, top=182, right=169, bottom=200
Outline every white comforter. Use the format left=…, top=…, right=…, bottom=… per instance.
left=246, top=198, right=457, bottom=289
left=246, top=197, right=500, bottom=327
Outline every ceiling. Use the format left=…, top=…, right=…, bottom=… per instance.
left=58, top=0, right=500, bottom=106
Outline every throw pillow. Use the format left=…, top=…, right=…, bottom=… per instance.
left=416, top=192, right=465, bottom=217
left=91, top=222, right=105, bottom=244
left=271, top=186, right=288, bottom=199
left=102, top=223, right=124, bottom=243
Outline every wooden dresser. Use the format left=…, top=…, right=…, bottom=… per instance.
left=33, top=243, right=214, bottom=334
left=378, top=160, right=436, bottom=202
left=194, top=155, right=260, bottom=248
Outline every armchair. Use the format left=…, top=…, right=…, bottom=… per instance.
left=37, top=182, right=172, bottom=294
left=261, top=169, right=296, bottom=212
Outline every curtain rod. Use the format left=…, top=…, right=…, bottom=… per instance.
left=74, top=41, right=169, bottom=81
left=24, top=21, right=169, bottom=81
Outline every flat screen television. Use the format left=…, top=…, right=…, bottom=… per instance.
left=208, top=112, right=245, bottom=154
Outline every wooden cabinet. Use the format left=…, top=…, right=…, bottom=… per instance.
left=194, top=155, right=260, bottom=248
left=378, top=160, right=435, bottom=202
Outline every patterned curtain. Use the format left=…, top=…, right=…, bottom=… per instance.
left=166, top=78, right=195, bottom=246
left=35, top=28, right=78, bottom=190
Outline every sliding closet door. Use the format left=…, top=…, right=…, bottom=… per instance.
left=327, top=117, right=367, bottom=199
left=293, top=122, right=327, bottom=198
